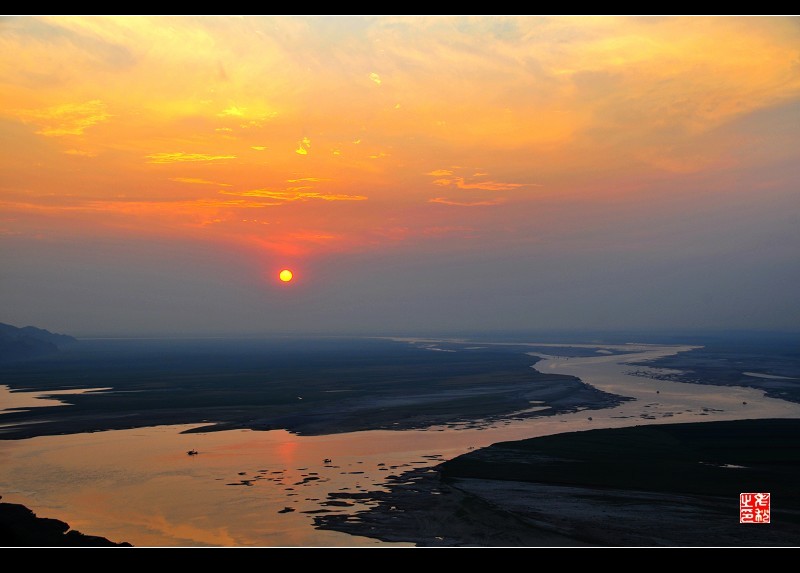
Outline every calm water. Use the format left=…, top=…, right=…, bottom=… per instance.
left=1, top=342, right=798, bottom=546
left=0, top=385, right=112, bottom=414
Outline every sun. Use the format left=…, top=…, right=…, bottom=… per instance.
left=279, top=269, right=293, bottom=282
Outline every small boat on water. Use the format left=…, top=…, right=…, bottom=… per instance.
left=187, top=449, right=199, bottom=456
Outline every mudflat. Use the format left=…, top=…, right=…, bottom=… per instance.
left=317, top=418, right=800, bottom=546
left=0, top=338, right=625, bottom=440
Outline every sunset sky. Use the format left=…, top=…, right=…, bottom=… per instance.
left=2, top=16, right=799, bottom=336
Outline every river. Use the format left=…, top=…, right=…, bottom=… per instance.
left=1, top=341, right=798, bottom=546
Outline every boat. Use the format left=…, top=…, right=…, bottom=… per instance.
left=187, top=449, right=199, bottom=456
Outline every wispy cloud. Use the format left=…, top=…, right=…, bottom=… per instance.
left=286, top=177, right=330, bottom=183
left=193, top=199, right=278, bottom=208
left=428, top=167, right=540, bottom=191
left=288, top=231, right=339, bottom=242
left=146, top=152, right=236, bottom=164
left=169, top=177, right=232, bottom=187
left=428, top=197, right=505, bottom=207
left=0, top=198, right=279, bottom=217
left=422, top=225, right=475, bottom=236
left=16, top=100, right=110, bottom=136
left=221, top=189, right=366, bottom=202
left=218, top=106, right=246, bottom=117
left=251, top=146, right=266, bottom=151
left=295, top=137, right=311, bottom=155
left=63, top=149, right=97, bottom=157
left=369, top=72, right=382, bottom=86
left=432, top=176, right=533, bottom=191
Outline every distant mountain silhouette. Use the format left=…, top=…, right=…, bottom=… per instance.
left=0, top=322, right=76, bottom=362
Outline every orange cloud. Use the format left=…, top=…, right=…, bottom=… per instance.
left=63, top=149, right=98, bottom=157
left=295, top=137, right=311, bottom=155
left=146, top=152, right=237, bottom=164
left=221, top=189, right=367, bottom=202
left=16, top=100, right=110, bottom=136
left=218, top=106, right=246, bottom=117
left=433, top=176, right=533, bottom=191
left=3, top=16, right=799, bottom=267
left=169, top=177, right=232, bottom=187
left=428, top=168, right=540, bottom=191
left=422, top=225, right=475, bottom=235
left=287, top=231, right=339, bottom=243
left=428, top=197, right=505, bottom=206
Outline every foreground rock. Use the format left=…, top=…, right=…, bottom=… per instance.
left=0, top=497, right=131, bottom=547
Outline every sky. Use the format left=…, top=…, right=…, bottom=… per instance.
left=1, top=16, right=799, bottom=336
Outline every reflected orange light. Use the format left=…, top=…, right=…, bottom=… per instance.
left=276, top=440, right=298, bottom=465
